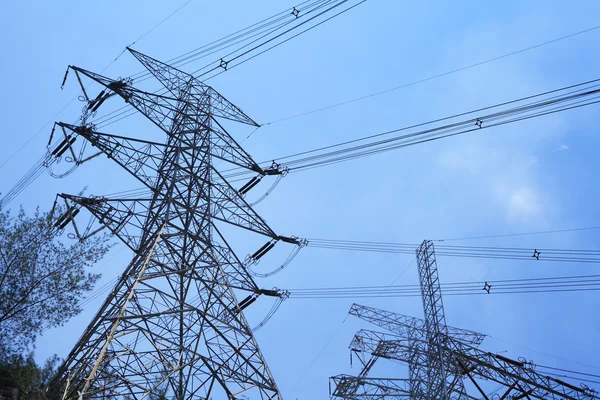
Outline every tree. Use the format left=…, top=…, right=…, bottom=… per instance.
left=0, top=353, right=60, bottom=394
left=0, top=205, right=112, bottom=357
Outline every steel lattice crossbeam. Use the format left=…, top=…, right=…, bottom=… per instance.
left=331, top=241, right=599, bottom=400
left=46, top=49, right=296, bottom=400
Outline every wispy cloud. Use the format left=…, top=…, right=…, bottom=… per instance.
left=506, top=186, right=540, bottom=221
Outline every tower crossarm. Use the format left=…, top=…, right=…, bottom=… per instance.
left=398, top=333, right=600, bottom=400
left=57, top=122, right=168, bottom=190
left=67, top=64, right=265, bottom=173
left=330, top=375, right=421, bottom=399
left=210, top=166, right=278, bottom=237
left=448, top=342, right=600, bottom=400
left=128, top=48, right=259, bottom=127
left=348, top=329, right=475, bottom=399
left=58, top=194, right=151, bottom=252
left=350, top=329, right=412, bottom=363
left=349, top=304, right=485, bottom=346
left=55, top=123, right=281, bottom=238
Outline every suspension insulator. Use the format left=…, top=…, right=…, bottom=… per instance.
left=90, top=95, right=109, bottom=113
left=251, top=241, right=271, bottom=259
left=251, top=241, right=276, bottom=261
left=87, top=90, right=106, bottom=110
left=60, top=68, right=69, bottom=89
left=51, top=135, right=72, bottom=156
left=53, top=208, right=80, bottom=229
left=238, top=176, right=262, bottom=195
left=55, top=137, right=77, bottom=158
left=47, top=125, right=56, bottom=147
left=233, top=294, right=258, bottom=314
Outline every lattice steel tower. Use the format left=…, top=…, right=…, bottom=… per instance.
left=47, top=49, right=300, bottom=400
left=330, top=240, right=599, bottom=399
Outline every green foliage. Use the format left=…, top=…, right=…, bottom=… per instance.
left=0, top=205, right=113, bottom=357
left=0, top=353, right=60, bottom=393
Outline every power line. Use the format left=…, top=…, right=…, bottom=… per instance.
left=92, top=0, right=355, bottom=129
left=263, top=24, right=600, bottom=125
left=306, top=238, right=600, bottom=263
left=436, top=226, right=600, bottom=242
left=217, top=78, right=600, bottom=183
left=487, top=335, right=600, bottom=371
left=288, top=315, right=349, bottom=396
left=45, top=77, right=600, bottom=206
left=287, top=274, right=600, bottom=299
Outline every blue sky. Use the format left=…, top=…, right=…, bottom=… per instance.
left=1, top=1, right=599, bottom=398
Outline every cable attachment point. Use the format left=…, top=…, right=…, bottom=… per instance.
left=532, top=249, right=540, bottom=260
left=476, top=119, right=483, bottom=128
left=264, top=160, right=288, bottom=176
left=291, top=7, right=300, bottom=18
left=482, top=282, right=492, bottom=294
left=79, top=196, right=106, bottom=206
left=260, top=288, right=289, bottom=299
left=278, top=235, right=307, bottom=247
left=108, top=78, right=129, bottom=91
left=219, top=58, right=229, bottom=70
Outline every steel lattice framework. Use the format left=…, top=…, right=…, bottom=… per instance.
left=330, top=240, right=599, bottom=400
left=46, top=49, right=300, bottom=400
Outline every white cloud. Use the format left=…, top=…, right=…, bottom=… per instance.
left=506, top=186, right=540, bottom=221
left=556, top=144, right=569, bottom=151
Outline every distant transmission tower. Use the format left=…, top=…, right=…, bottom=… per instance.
left=46, top=49, right=301, bottom=399
left=330, top=240, right=599, bottom=399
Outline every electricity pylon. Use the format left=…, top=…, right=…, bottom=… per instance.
left=46, top=49, right=300, bottom=400
left=330, top=241, right=599, bottom=399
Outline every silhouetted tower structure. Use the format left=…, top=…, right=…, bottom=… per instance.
left=330, top=241, right=599, bottom=399
left=47, top=49, right=299, bottom=400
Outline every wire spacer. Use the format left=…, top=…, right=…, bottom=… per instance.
left=482, top=282, right=492, bottom=294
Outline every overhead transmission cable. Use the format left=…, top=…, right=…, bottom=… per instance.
left=287, top=273, right=600, bottom=299
left=306, top=238, right=600, bottom=264
left=4, top=15, right=599, bottom=171
left=92, top=0, right=356, bottom=129
left=436, top=226, right=600, bottom=242
left=263, top=23, right=600, bottom=125
left=217, top=78, right=600, bottom=183
left=88, top=78, right=600, bottom=202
